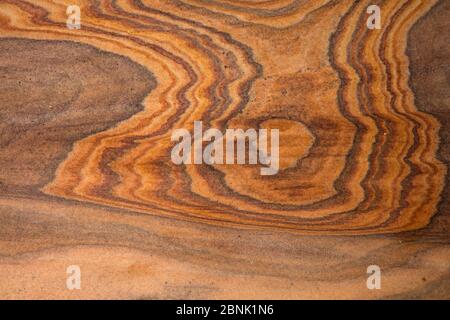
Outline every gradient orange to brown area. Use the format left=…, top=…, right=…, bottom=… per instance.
left=0, top=0, right=449, bottom=299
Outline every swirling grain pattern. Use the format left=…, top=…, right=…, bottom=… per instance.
left=0, top=0, right=448, bottom=299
